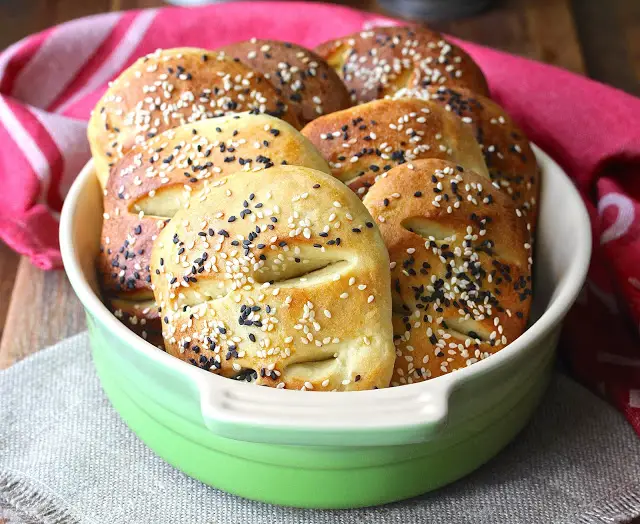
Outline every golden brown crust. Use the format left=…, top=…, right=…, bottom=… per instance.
left=315, top=26, right=489, bottom=104
left=97, top=113, right=330, bottom=339
left=301, top=98, right=489, bottom=198
left=397, top=86, right=539, bottom=234
left=217, top=39, right=351, bottom=126
left=362, top=159, right=532, bottom=385
left=150, top=166, right=396, bottom=391
left=88, top=48, right=300, bottom=188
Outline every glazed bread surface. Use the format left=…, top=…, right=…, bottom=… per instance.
left=394, top=86, right=539, bottom=236
left=88, top=47, right=300, bottom=188
left=217, top=39, right=351, bottom=126
left=150, top=165, right=396, bottom=390
left=97, top=112, right=330, bottom=339
left=363, top=159, right=532, bottom=385
left=302, top=98, right=489, bottom=197
left=315, top=26, right=489, bottom=104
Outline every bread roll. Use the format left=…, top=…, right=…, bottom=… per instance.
left=97, top=113, right=330, bottom=340
left=301, top=98, right=489, bottom=197
left=362, top=159, right=531, bottom=385
left=217, top=39, right=351, bottom=126
left=106, top=296, right=164, bottom=347
left=88, top=48, right=300, bottom=188
left=150, top=165, right=395, bottom=390
left=395, top=86, right=539, bottom=234
left=315, top=26, right=489, bottom=104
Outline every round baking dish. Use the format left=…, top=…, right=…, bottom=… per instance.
left=60, top=145, right=591, bottom=509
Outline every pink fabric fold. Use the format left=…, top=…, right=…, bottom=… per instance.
left=0, top=1, right=638, bottom=433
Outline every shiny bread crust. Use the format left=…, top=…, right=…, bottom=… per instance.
left=363, top=159, right=532, bottom=385
left=407, top=86, right=540, bottom=234
left=301, top=98, right=489, bottom=198
left=150, top=165, right=396, bottom=391
left=315, top=26, right=489, bottom=104
left=88, top=47, right=300, bottom=189
left=97, top=113, right=330, bottom=339
left=217, top=39, right=351, bottom=126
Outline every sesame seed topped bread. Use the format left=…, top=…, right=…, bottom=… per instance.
left=301, top=98, right=489, bottom=198
left=106, top=296, right=164, bottom=348
left=217, top=39, right=352, bottom=126
left=362, top=159, right=532, bottom=385
left=150, top=165, right=396, bottom=390
left=395, top=86, right=539, bottom=236
left=315, top=26, right=489, bottom=104
left=97, top=112, right=330, bottom=341
left=88, top=47, right=300, bottom=188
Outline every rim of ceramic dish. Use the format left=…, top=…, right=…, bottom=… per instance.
left=60, top=144, right=591, bottom=443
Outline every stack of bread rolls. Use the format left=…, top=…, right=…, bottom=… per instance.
left=90, top=26, right=538, bottom=390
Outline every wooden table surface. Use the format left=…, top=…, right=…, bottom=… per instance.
left=0, top=0, right=638, bottom=520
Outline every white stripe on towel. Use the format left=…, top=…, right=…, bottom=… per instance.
left=0, top=97, right=51, bottom=204
left=55, top=9, right=158, bottom=115
left=11, top=13, right=121, bottom=110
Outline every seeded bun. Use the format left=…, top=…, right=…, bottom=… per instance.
left=301, top=98, right=489, bottom=198
left=397, top=86, right=539, bottom=236
left=106, top=296, right=164, bottom=347
left=88, top=47, right=300, bottom=188
left=150, top=165, right=395, bottom=391
left=217, top=39, right=351, bottom=126
left=362, top=159, right=532, bottom=385
left=315, top=26, right=489, bottom=104
left=97, top=112, right=330, bottom=340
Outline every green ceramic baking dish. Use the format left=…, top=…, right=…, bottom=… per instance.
left=60, top=145, right=591, bottom=509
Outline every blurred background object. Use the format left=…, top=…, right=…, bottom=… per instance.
left=165, top=0, right=493, bottom=18
left=167, top=0, right=495, bottom=18
left=376, top=0, right=493, bottom=20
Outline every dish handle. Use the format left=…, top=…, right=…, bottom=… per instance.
left=197, top=376, right=452, bottom=446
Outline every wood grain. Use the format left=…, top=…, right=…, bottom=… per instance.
left=0, top=0, right=49, bottom=51
left=431, top=0, right=585, bottom=72
left=0, top=258, right=85, bottom=369
left=519, top=0, right=585, bottom=74
left=0, top=242, right=20, bottom=340
left=112, top=0, right=167, bottom=10
left=572, top=0, right=640, bottom=96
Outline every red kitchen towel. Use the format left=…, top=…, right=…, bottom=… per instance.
left=0, top=2, right=638, bottom=433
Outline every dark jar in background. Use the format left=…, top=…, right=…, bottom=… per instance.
left=377, top=0, right=494, bottom=20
